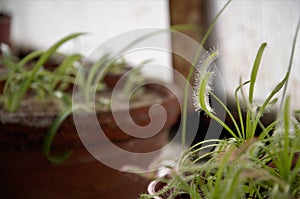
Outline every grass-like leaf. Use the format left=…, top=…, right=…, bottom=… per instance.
left=42, top=107, right=73, bottom=164
left=50, top=53, right=82, bottom=91
left=249, top=43, right=267, bottom=104
left=246, top=43, right=267, bottom=139
left=181, top=0, right=232, bottom=146
left=5, top=32, right=85, bottom=112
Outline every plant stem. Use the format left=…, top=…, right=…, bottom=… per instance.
left=181, top=0, right=232, bottom=147
left=280, top=18, right=300, bottom=110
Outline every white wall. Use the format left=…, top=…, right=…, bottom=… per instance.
left=214, top=0, right=300, bottom=110
left=2, top=0, right=172, bottom=81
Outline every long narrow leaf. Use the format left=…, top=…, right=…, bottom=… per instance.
left=43, top=107, right=73, bottom=164
left=17, top=50, right=44, bottom=68
left=280, top=19, right=300, bottom=109
left=85, top=53, right=110, bottom=102
left=8, top=33, right=84, bottom=111
left=252, top=74, right=289, bottom=137
left=210, top=92, right=242, bottom=139
left=50, top=54, right=82, bottom=91
left=235, top=79, right=251, bottom=139
left=198, top=73, right=238, bottom=140
left=181, top=0, right=232, bottom=147
left=249, top=43, right=267, bottom=104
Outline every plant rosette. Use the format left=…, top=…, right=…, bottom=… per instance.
left=142, top=41, right=300, bottom=199
left=141, top=0, right=300, bottom=197
left=142, top=40, right=300, bottom=199
left=0, top=33, right=182, bottom=198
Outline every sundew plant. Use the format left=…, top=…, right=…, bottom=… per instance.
left=140, top=3, right=300, bottom=199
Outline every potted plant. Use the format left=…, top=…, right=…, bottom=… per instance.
left=0, top=32, right=181, bottom=198
left=140, top=3, right=300, bottom=199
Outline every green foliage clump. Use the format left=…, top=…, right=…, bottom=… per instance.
left=140, top=0, right=300, bottom=198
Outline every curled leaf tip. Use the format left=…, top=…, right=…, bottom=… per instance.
left=192, top=47, right=220, bottom=114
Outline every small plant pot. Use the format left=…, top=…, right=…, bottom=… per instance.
left=0, top=83, right=180, bottom=198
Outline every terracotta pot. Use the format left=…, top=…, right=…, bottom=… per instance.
left=0, top=83, right=180, bottom=198
left=0, top=13, right=11, bottom=46
left=0, top=84, right=180, bottom=145
left=0, top=133, right=168, bottom=199
left=99, top=83, right=180, bottom=141
left=102, top=66, right=131, bottom=89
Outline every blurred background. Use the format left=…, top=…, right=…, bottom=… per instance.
left=214, top=0, right=300, bottom=111
left=1, top=0, right=299, bottom=110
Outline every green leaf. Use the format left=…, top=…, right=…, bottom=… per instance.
left=85, top=53, right=110, bottom=102
left=249, top=42, right=267, bottom=104
left=200, top=0, right=232, bottom=46
left=252, top=73, right=289, bottom=136
left=43, top=107, right=73, bottom=164
left=198, top=73, right=238, bottom=140
left=280, top=19, right=300, bottom=109
left=181, top=0, right=232, bottom=147
left=50, top=53, right=82, bottom=91
left=17, top=50, right=44, bottom=69
left=234, top=79, right=250, bottom=140
left=31, top=32, right=85, bottom=76
left=5, top=32, right=85, bottom=112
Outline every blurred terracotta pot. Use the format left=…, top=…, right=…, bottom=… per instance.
left=0, top=12, right=11, bottom=47
left=0, top=83, right=181, bottom=198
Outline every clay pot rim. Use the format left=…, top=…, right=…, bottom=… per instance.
left=0, top=83, right=180, bottom=120
left=0, top=82, right=181, bottom=148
